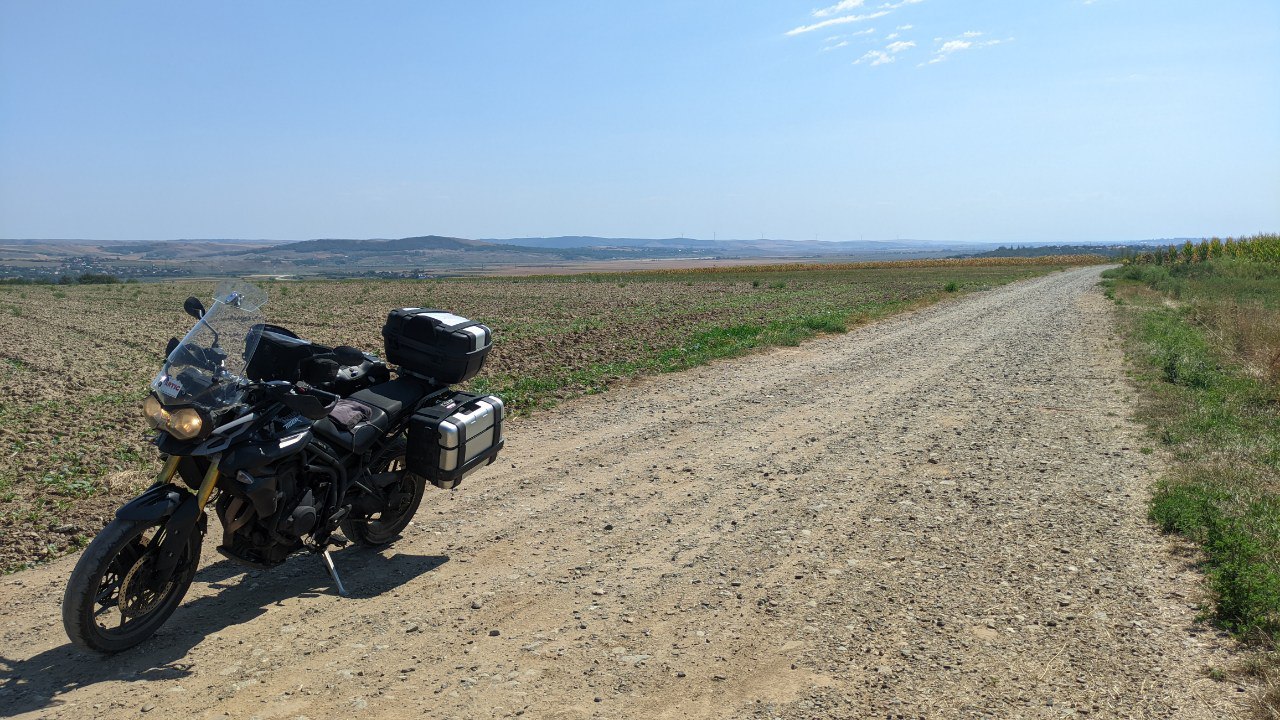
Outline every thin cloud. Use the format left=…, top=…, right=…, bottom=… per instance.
left=813, top=0, right=867, bottom=18
left=854, top=38, right=914, bottom=66
left=826, top=28, right=878, bottom=41
left=897, top=24, right=913, bottom=30
left=855, top=49, right=895, bottom=66
left=922, top=34, right=1011, bottom=64
left=786, top=10, right=891, bottom=36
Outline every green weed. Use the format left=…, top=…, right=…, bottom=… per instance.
left=1109, top=257, right=1280, bottom=654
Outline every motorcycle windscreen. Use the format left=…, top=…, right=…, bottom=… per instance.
left=151, top=280, right=268, bottom=410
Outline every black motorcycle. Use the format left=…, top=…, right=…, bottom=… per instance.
left=61, top=281, right=504, bottom=653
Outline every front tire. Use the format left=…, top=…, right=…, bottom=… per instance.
left=62, top=516, right=202, bottom=653
left=342, top=438, right=426, bottom=547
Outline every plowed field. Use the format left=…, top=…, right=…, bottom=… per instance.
left=0, top=261, right=1079, bottom=571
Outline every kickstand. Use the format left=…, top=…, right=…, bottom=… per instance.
left=321, top=549, right=349, bottom=597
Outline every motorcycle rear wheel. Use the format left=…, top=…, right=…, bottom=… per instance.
left=342, top=438, right=426, bottom=547
left=62, top=516, right=202, bottom=653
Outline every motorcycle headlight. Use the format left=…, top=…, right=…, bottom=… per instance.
left=141, top=396, right=205, bottom=440
left=142, top=396, right=168, bottom=429
left=166, top=408, right=204, bottom=440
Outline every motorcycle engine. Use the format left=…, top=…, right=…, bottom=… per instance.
left=216, top=462, right=316, bottom=567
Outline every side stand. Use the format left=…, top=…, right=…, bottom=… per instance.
left=321, top=550, right=349, bottom=597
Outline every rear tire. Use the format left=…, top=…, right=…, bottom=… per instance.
left=62, top=516, right=202, bottom=653
left=343, top=438, right=426, bottom=547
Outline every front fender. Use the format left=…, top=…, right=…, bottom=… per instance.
left=116, top=483, right=190, bottom=521
left=115, top=483, right=206, bottom=589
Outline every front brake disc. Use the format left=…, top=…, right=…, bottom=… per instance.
left=118, top=555, right=173, bottom=619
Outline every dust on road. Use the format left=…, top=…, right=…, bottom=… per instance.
left=0, top=267, right=1242, bottom=719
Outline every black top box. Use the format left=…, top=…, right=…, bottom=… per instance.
left=381, top=309, right=492, bottom=385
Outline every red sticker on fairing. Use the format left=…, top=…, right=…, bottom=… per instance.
left=158, top=376, right=183, bottom=398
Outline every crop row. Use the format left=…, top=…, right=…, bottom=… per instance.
left=1125, top=233, right=1280, bottom=266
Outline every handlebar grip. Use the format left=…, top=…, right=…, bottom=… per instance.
left=297, top=382, right=341, bottom=405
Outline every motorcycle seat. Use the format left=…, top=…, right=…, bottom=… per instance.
left=308, top=379, right=429, bottom=453
left=311, top=406, right=389, bottom=453
left=347, top=378, right=430, bottom=421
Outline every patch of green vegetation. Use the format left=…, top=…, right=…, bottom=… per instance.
left=1151, top=476, right=1280, bottom=640
left=944, top=280, right=959, bottom=293
left=37, top=465, right=99, bottom=499
left=1138, top=310, right=1220, bottom=389
left=1104, top=258, right=1280, bottom=652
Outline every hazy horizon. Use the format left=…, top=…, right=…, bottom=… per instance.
left=0, top=235, right=1184, bottom=247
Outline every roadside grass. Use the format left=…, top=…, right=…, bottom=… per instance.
left=1102, top=259, right=1280, bottom=714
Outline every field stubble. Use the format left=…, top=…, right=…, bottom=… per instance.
left=0, top=261, right=1079, bottom=572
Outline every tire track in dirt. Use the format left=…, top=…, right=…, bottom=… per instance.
left=0, top=267, right=1244, bottom=719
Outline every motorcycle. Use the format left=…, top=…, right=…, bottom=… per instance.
left=61, top=281, right=505, bottom=653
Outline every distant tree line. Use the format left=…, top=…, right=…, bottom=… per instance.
left=963, top=244, right=1131, bottom=259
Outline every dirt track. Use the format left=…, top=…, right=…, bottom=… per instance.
left=0, top=267, right=1244, bottom=719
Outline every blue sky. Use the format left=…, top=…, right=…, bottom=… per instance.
left=1, top=1, right=1277, bottom=243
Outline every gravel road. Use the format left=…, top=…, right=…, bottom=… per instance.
left=0, top=266, right=1244, bottom=719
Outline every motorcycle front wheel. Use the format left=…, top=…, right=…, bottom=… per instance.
left=62, top=516, right=202, bottom=653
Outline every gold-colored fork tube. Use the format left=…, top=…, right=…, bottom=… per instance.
left=195, top=463, right=220, bottom=511
left=151, top=455, right=181, bottom=488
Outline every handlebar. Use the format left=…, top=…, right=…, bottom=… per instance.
left=295, top=382, right=341, bottom=406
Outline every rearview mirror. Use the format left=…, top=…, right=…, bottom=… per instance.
left=183, top=296, right=205, bottom=320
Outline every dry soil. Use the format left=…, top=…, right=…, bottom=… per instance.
left=0, top=266, right=1245, bottom=719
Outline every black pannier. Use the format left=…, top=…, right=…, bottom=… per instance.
left=406, top=392, right=504, bottom=489
left=381, top=309, right=492, bottom=384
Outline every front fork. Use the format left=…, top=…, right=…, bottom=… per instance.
left=148, top=455, right=219, bottom=588
left=151, top=454, right=220, bottom=512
